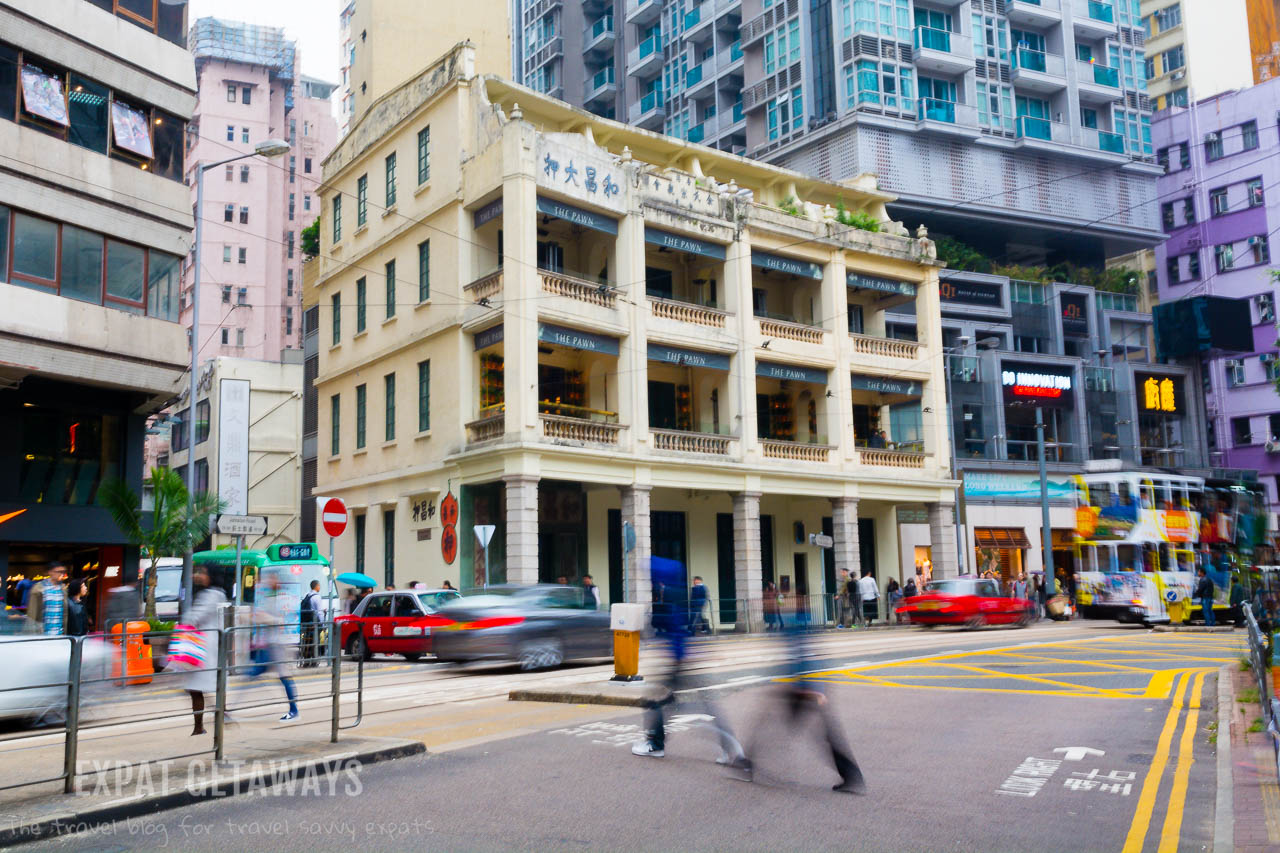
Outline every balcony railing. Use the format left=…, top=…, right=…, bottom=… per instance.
left=1015, top=115, right=1069, bottom=143
left=859, top=448, right=927, bottom=468
left=685, top=64, right=704, bottom=89
left=1080, top=61, right=1120, bottom=87
left=464, top=270, right=503, bottom=303
left=1098, top=130, right=1125, bottom=153
left=652, top=429, right=734, bottom=455
left=586, top=15, right=614, bottom=41
left=914, top=26, right=953, bottom=52
left=466, top=414, right=504, bottom=444
left=541, top=414, right=626, bottom=445
left=918, top=98, right=957, bottom=123
left=688, top=122, right=705, bottom=143
left=649, top=296, right=729, bottom=328
left=1086, top=0, right=1114, bottom=21
left=683, top=5, right=701, bottom=29
left=758, top=317, right=826, bottom=344
left=540, top=270, right=617, bottom=308
left=585, top=65, right=616, bottom=99
left=731, top=101, right=744, bottom=123
left=760, top=439, right=832, bottom=463
left=729, top=40, right=743, bottom=62
left=637, top=34, right=660, bottom=60
left=1096, top=292, right=1137, bottom=312
left=849, top=333, right=920, bottom=360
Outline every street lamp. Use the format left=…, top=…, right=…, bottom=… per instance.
left=182, top=139, right=291, bottom=613
left=943, top=336, right=971, bottom=576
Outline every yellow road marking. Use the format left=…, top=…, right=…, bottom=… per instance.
left=1142, top=669, right=1186, bottom=700
left=1122, top=671, right=1198, bottom=853
left=994, top=651, right=1158, bottom=674
left=800, top=678, right=1140, bottom=699
left=926, top=661, right=1133, bottom=698
left=1156, top=670, right=1206, bottom=853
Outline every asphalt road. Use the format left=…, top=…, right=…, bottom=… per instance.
left=22, top=625, right=1243, bottom=853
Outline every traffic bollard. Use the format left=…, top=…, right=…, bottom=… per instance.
left=610, top=603, right=646, bottom=683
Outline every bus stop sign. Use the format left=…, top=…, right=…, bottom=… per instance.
left=321, top=497, right=348, bottom=538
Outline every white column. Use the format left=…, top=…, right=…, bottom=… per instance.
left=733, top=491, right=763, bottom=627
left=618, top=208, right=646, bottom=452
left=620, top=484, right=652, bottom=606
left=501, top=150, right=540, bottom=442
left=831, top=496, right=860, bottom=579
left=929, top=502, right=959, bottom=579
left=504, top=474, right=540, bottom=584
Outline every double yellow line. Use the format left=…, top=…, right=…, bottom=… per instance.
left=1122, top=668, right=1212, bottom=853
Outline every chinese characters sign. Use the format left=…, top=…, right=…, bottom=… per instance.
left=536, top=134, right=624, bottom=215
left=1137, top=373, right=1181, bottom=415
left=217, top=378, right=251, bottom=516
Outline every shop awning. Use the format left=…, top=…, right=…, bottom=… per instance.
left=751, top=250, right=823, bottom=280
left=851, top=374, right=922, bottom=397
left=473, top=198, right=503, bottom=228
left=647, top=343, right=730, bottom=371
left=644, top=228, right=726, bottom=260
left=538, top=322, right=619, bottom=355
left=473, top=324, right=504, bottom=350
left=756, top=360, right=827, bottom=384
left=536, top=196, right=618, bottom=235
left=846, top=272, right=917, bottom=297
left=974, top=528, right=1032, bottom=548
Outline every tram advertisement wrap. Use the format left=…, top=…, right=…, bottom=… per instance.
left=1075, top=572, right=1197, bottom=621
left=1074, top=509, right=1200, bottom=544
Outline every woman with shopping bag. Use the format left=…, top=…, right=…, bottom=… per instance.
left=168, top=566, right=226, bottom=736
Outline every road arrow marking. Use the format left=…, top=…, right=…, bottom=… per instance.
left=1053, top=746, right=1106, bottom=761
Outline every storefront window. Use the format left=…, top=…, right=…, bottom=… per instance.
left=18, top=405, right=121, bottom=505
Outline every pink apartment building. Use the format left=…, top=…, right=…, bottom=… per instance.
left=182, top=18, right=337, bottom=363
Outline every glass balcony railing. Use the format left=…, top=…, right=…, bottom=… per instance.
left=1098, top=130, right=1125, bottom=153
left=1096, top=292, right=1137, bottom=312
left=1087, top=0, right=1114, bottom=21
left=587, top=65, right=615, bottom=96
left=1016, top=114, right=1052, bottom=140
left=587, top=15, right=614, bottom=41
left=640, top=89, right=663, bottom=113
left=685, top=64, right=703, bottom=88
left=1089, top=62, right=1119, bottom=86
left=1013, top=47, right=1047, bottom=72
left=730, top=40, right=743, bottom=61
left=732, top=101, right=744, bottom=123
left=919, top=98, right=957, bottom=123
left=687, top=123, right=705, bottom=143
left=684, top=5, right=701, bottom=29
left=914, top=26, right=953, bottom=52
left=638, top=34, right=660, bottom=59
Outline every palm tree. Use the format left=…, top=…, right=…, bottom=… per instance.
left=100, top=467, right=224, bottom=619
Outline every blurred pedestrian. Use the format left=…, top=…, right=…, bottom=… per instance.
left=632, top=557, right=747, bottom=767
left=178, top=566, right=226, bottom=736
left=740, top=622, right=866, bottom=793
left=903, top=575, right=918, bottom=599
left=858, top=570, right=880, bottom=626
left=1230, top=574, right=1247, bottom=626
left=26, top=561, right=67, bottom=635
left=343, top=588, right=359, bottom=614
left=1194, top=567, right=1215, bottom=627
left=250, top=572, right=301, bottom=721
left=885, top=578, right=902, bottom=625
left=689, top=576, right=710, bottom=633
left=65, top=579, right=90, bottom=636
left=1015, top=573, right=1027, bottom=600
left=299, top=580, right=322, bottom=668
left=763, top=581, right=781, bottom=631
left=442, top=580, right=456, bottom=591
left=835, top=569, right=851, bottom=628
left=583, top=574, right=601, bottom=610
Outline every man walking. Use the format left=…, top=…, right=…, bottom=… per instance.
left=26, top=561, right=68, bottom=635
left=1194, top=567, right=1216, bottom=627
left=857, top=570, right=880, bottom=626
left=689, top=576, right=710, bottom=634
left=299, top=580, right=322, bottom=667
left=835, top=569, right=851, bottom=628
left=582, top=575, right=601, bottom=610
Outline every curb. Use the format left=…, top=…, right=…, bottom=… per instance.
left=1214, top=664, right=1233, bottom=853
left=1150, top=625, right=1239, bottom=633
left=509, top=687, right=662, bottom=707
left=0, top=738, right=426, bottom=847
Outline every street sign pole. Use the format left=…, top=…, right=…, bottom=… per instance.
left=235, top=533, right=243, bottom=603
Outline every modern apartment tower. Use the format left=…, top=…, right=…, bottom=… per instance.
left=512, top=0, right=1165, bottom=264
left=184, top=18, right=337, bottom=362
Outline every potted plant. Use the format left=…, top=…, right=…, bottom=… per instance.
left=145, top=617, right=178, bottom=671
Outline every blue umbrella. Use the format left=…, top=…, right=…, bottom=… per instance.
left=336, top=572, right=377, bottom=589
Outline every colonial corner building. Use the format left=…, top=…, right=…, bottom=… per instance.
left=308, top=43, right=959, bottom=621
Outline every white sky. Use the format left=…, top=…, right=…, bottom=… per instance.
left=189, top=0, right=342, bottom=84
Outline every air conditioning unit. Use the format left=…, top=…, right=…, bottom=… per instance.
left=1266, top=439, right=1280, bottom=454
left=1171, top=70, right=1185, bottom=81
left=1249, top=235, right=1265, bottom=246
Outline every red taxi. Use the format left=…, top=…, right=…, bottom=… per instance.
left=335, top=588, right=461, bottom=661
left=895, top=578, right=1036, bottom=629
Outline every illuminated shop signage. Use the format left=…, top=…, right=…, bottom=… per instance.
left=1137, top=373, right=1183, bottom=415
left=1000, top=362, right=1074, bottom=406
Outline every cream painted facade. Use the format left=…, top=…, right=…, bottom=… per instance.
left=1143, top=0, right=1250, bottom=111
left=170, top=357, right=304, bottom=550
left=343, top=0, right=513, bottom=133
left=310, top=43, right=958, bottom=624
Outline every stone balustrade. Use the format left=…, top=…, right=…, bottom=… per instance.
left=648, top=296, right=729, bottom=328
left=758, top=317, right=825, bottom=344
left=760, top=439, right=832, bottom=462
left=540, top=414, right=626, bottom=444
left=540, top=271, right=617, bottom=308
left=464, top=270, right=503, bottom=303
left=651, top=429, right=734, bottom=455
left=849, top=332, right=919, bottom=360
left=859, top=448, right=927, bottom=468
left=465, top=414, right=504, bottom=443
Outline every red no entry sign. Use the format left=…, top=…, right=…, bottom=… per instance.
left=321, top=497, right=348, bottom=538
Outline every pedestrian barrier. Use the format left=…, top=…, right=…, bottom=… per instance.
left=0, top=609, right=365, bottom=797
left=1242, top=606, right=1280, bottom=782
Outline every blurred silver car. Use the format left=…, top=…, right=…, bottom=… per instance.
left=432, top=584, right=612, bottom=670
left=0, top=634, right=113, bottom=723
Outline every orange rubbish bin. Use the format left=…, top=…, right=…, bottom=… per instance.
left=110, top=621, right=153, bottom=685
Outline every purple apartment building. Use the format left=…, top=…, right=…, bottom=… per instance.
left=1154, top=77, right=1280, bottom=510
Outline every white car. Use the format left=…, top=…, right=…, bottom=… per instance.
left=0, top=634, right=113, bottom=724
